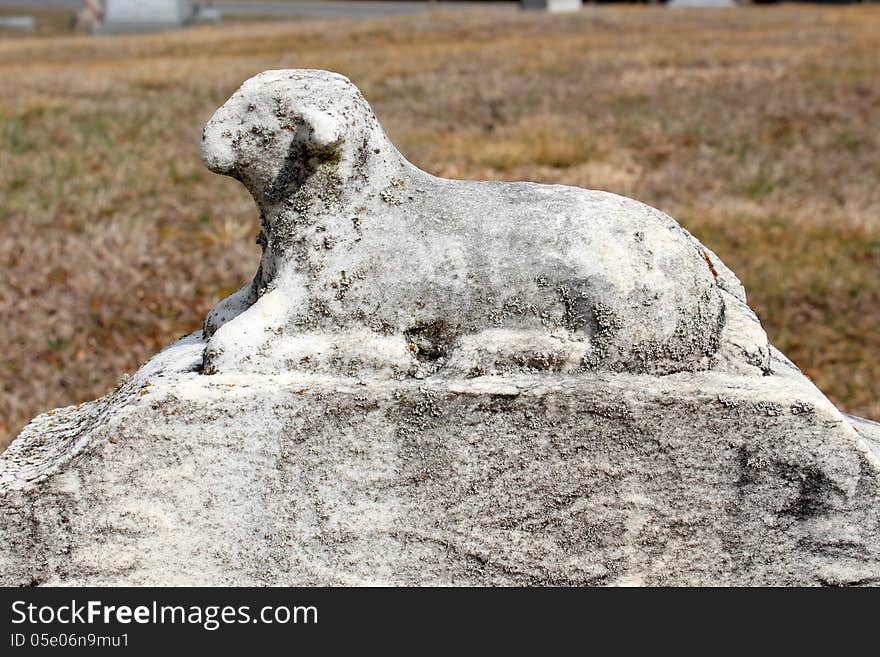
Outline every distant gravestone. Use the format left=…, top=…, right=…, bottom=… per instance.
left=97, top=0, right=192, bottom=34
left=668, top=0, right=737, bottom=7
left=0, top=16, right=35, bottom=32
left=194, top=5, right=222, bottom=24
left=521, top=0, right=583, bottom=13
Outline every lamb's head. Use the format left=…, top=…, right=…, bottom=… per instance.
left=201, top=70, right=397, bottom=209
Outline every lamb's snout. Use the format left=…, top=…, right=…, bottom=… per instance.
left=200, top=114, right=238, bottom=175
left=200, top=101, right=344, bottom=178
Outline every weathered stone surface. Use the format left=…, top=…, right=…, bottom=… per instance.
left=1, top=70, right=878, bottom=586
left=198, top=70, right=768, bottom=379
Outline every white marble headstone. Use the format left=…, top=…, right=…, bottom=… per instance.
left=99, top=0, right=192, bottom=33
left=521, top=0, right=583, bottom=13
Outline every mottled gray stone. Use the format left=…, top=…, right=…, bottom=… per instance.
left=198, top=70, right=768, bottom=380
left=1, top=70, right=878, bottom=586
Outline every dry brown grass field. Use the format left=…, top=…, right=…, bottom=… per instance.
left=1, top=6, right=878, bottom=449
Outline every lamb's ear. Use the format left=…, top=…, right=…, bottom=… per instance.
left=298, top=109, right=344, bottom=156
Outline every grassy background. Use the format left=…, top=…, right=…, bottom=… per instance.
left=1, top=6, right=878, bottom=449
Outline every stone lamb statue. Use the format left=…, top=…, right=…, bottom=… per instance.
left=199, top=70, right=767, bottom=379
left=1, top=70, right=878, bottom=586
